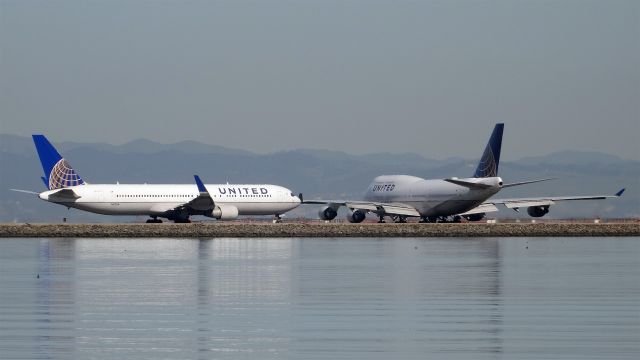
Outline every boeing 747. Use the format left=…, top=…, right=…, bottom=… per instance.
left=305, top=124, right=624, bottom=223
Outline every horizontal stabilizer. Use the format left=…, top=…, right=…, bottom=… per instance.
left=49, top=188, right=81, bottom=199
left=444, top=178, right=492, bottom=189
left=502, top=178, right=555, bottom=188
left=10, top=189, right=39, bottom=195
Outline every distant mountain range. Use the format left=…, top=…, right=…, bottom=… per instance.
left=1, top=134, right=637, bottom=222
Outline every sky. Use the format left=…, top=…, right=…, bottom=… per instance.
left=1, top=0, right=638, bottom=161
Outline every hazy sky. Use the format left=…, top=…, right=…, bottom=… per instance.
left=1, top=0, right=638, bottom=160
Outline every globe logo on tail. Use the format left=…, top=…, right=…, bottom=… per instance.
left=473, top=123, right=503, bottom=178
left=48, top=158, right=85, bottom=190
left=474, top=146, right=498, bottom=178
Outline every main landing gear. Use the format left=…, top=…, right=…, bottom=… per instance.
left=419, top=215, right=462, bottom=223
left=273, top=214, right=282, bottom=223
left=392, top=215, right=407, bottom=223
left=378, top=215, right=386, bottom=223
left=146, top=216, right=163, bottom=224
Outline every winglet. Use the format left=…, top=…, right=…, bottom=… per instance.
left=615, top=188, right=625, bottom=197
left=194, top=175, right=208, bottom=193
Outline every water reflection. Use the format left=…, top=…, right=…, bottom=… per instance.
left=0, top=237, right=638, bottom=360
left=291, top=238, right=503, bottom=359
left=197, top=239, right=210, bottom=360
left=35, top=239, right=76, bottom=359
left=194, top=238, right=293, bottom=358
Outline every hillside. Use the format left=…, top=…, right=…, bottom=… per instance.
left=1, top=134, right=637, bottom=222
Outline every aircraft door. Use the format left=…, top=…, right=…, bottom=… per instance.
left=94, top=190, right=106, bottom=202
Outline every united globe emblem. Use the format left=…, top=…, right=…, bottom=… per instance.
left=49, top=159, right=84, bottom=189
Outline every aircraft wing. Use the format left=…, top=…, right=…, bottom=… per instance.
left=304, top=200, right=421, bottom=217
left=458, top=203, right=499, bottom=216
left=184, top=175, right=214, bottom=211
left=157, top=175, right=215, bottom=215
left=491, top=188, right=625, bottom=209
left=460, top=188, right=625, bottom=215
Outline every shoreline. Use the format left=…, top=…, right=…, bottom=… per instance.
left=1, top=223, right=638, bottom=238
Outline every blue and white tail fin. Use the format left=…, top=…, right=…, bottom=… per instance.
left=32, top=135, right=85, bottom=190
left=473, top=123, right=504, bottom=178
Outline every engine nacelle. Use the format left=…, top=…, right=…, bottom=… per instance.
left=464, top=213, right=486, bottom=222
left=346, top=209, right=366, bottom=223
left=527, top=205, right=549, bottom=217
left=318, top=206, right=338, bottom=221
left=205, top=205, right=239, bottom=220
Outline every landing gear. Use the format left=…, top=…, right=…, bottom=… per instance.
left=146, top=216, right=163, bottom=224
left=166, top=209, right=191, bottom=223
left=419, top=216, right=462, bottom=223
left=378, top=215, right=386, bottom=223
left=393, top=215, right=407, bottom=223
left=273, top=214, right=282, bottom=223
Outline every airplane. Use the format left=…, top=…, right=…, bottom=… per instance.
left=11, top=135, right=302, bottom=223
left=304, top=124, right=625, bottom=223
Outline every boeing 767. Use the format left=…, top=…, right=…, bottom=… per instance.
left=12, top=135, right=301, bottom=223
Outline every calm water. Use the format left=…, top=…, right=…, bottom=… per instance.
left=0, top=237, right=638, bottom=360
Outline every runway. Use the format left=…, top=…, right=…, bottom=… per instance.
left=1, top=222, right=638, bottom=238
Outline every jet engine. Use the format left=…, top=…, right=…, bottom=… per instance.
left=318, top=206, right=338, bottom=221
left=527, top=205, right=549, bottom=217
left=346, top=209, right=366, bottom=223
left=464, top=213, right=485, bottom=222
left=205, top=204, right=239, bottom=220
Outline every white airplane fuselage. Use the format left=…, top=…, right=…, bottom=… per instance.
left=363, top=175, right=502, bottom=217
left=39, top=183, right=301, bottom=217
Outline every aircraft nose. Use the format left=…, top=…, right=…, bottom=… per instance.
left=38, top=192, right=47, bottom=201
left=290, top=192, right=302, bottom=204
